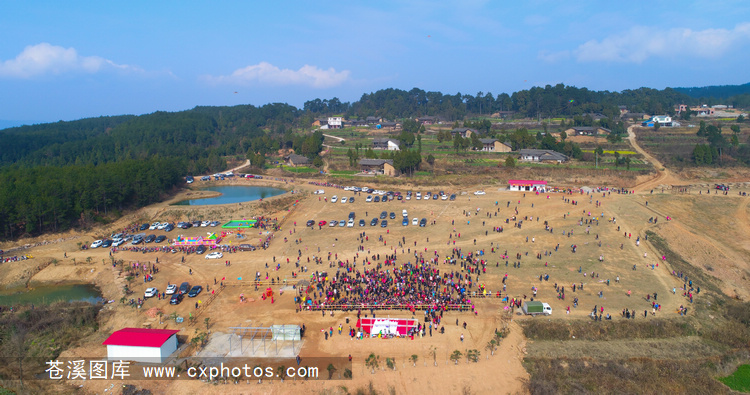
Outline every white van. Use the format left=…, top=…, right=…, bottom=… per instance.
left=402, top=209, right=408, bottom=217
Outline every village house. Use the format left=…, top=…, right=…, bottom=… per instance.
left=366, top=116, right=381, bottom=124
left=478, top=138, right=512, bottom=152
left=519, top=149, right=568, bottom=163
left=641, top=115, right=672, bottom=127
left=372, top=138, right=401, bottom=151
left=285, top=154, right=311, bottom=167
left=622, top=112, right=649, bottom=121
left=311, top=118, right=328, bottom=128
left=565, top=126, right=611, bottom=136
left=450, top=128, right=476, bottom=138
left=417, top=116, right=437, bottom=125
left=327, top=116, right=343, bottom=129
left=359, top=159, right=398, bottom=176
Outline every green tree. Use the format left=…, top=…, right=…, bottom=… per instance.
left=470, top=133, right=482, bottom=150
left=625, top=156, right=631, bottom=170
left=327, top=363, right=337, bottom=379
left=312, top=156, right=324, bottom=168
left=450, top=350, right=463, bottom=365
left=738, top=114, right=745, bottom=123
left=365, top=353, right=380, bottom=374
left=504, top=156, right=516, bottom=168
left=426, top=154, right=435, bottom=166
left=410, top=354, right=418, bottom=366
left=653, top=121, right=660, bottom=131
left=485, top=339, right=497, bottom=356
left=453, top=134, right=463, bottom=153
left=560, top=130, right=567, bottom=141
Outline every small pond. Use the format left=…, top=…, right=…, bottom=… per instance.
left=173, top=186, right=286, bottom=206
left=0, top=284, right=104, bottom=306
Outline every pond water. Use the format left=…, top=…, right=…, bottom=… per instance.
left=0, top=284, right=104, bottom=306
left=173, top=186, right=287, bottom=206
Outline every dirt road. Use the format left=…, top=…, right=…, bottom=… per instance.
left=627, top=125, right=679, bottom=192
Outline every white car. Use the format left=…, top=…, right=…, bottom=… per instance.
left=329, top=220, right=338, bottom=227
left=442, top=194, right=448, bottom=200
left=205, top=252, right=224, bottom=259
left=347, top=219, right=354, bottom=227
left=112, top=239, right=125, bottom=247
left=474, top=191, right=486, bottom=195
left=90, top=240, right=103, bottom=248
left=366, top=195, right=373, bottom=202
left=406, top=195, right=411, bottom=200
left=412, top=218, right=419, bottom=225
left=344, top=186, right=351, bottom=191
left=341, top=197, right=348, bottom=203
left=314, top=189, right=325, bottom=195
left=331, top=195, right=338, bottom=203
left=165, top=284, right=178, bottom=295
left=416, top=192, right=421, bottom=200
left=144, top=287, right=158, bottom=298
left=201, top=221, right=210, bottom=227
left=149, top=222, right=159, bottom=230
left=402, top=209, right=408, bottom=217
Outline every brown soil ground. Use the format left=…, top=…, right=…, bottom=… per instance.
left=3, top=133, right=750, bottom=394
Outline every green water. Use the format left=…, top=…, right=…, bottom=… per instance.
left=173, top=186, right=287, bottom=206
left=0, top=284, right=104, bottom=306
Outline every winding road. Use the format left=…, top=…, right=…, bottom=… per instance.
left=627, top=125, right=678, bottom=192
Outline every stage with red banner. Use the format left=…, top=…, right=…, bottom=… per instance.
left=356, top=317, right=418, bottom=336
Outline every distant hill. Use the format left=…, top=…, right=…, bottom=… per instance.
left=673, top=82, right=750, bottom=99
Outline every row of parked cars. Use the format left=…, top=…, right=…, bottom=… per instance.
left=306, top=210, right=427, bottom=229
left=90, top=233, right=170, bottom=248
left=329, top=190, right=457, bottom=204
left=144, top=281, right=203, bottom=305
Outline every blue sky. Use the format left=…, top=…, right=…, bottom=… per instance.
left=1, top=1, right=749, bottom=124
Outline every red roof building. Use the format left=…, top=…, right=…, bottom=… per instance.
left=103, top=328, right=179, bottom=363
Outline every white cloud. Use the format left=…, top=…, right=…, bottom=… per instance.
left=574, top=23, right=750, bottom=63
left=538, top=50, right=570, bottom=62
left=206, top=62, right=351, bottom=88
left=0, top=43, right=141, bottom=78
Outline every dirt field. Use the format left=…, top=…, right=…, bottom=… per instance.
left=2, top=157, right=750, bottom=393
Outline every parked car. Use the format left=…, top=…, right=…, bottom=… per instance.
left=318, top=220, right=327, bottom=227
left=209, top=221, right=220, bottom=227
left=196, top=245, right=207, bottom=254
left=201, top=221, right=210, bottom=227
left=144, top=287, right=158, bottom=298
left=420, top=218, right=427, bottom=227
left=389, top=212, right=396, bottom=219
left=157, top=222, right=168, bottom=230
left=347, top=219, right=355, bottom=227
left=179, top=282, right=191, bottom=294
left=366, top=195, right=373, bottom=202
left=164, top=224, right=175, bottom=232
left=433, top=194, right=438, bottom=200
left=155, top=235, right=167, bottom=243
left=149, top=222, right=159, bottom=230
left=339, top=220, right=346, bottom=227
left=165, top=284, right=177, bottom=295
left=331, top=195, right=338, bottom=203
left=112, top=239, right=125, bottom=247
left=139, top=223, right=149, bottom=231
left=412, top=217, right=419, bottom=226
left=306, top=220, right=315, bottom=227
left=314, top=189, right=325, bottom=194
left=474, top=190, right=486, bottom=195
left=370, top=218, right=378, bottom=226
left=101, top=239, right=113, bottom=248
left=205, top=251, right=223, bottom=259
left=402, top=218, right=409, bottom=226
left=341, top=197, right=348, bottom=203
left=191, top=221, right=201, bottom=227
left=187, top=285, right=203, bottom=297
left=170, top=293, right=184, bottom=305
left=380, top=220, right=388, bottom=228
left=144, top=234, right=156, bottom=243
left=373, top=196, right=380, bottom=202
left=359, top=219, right=366, bottom=227
left=349, top=197, right=355, bottom=203
left=329, top=220, right=338, bottom=227
left=450, top=194, right=456, bottom=201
